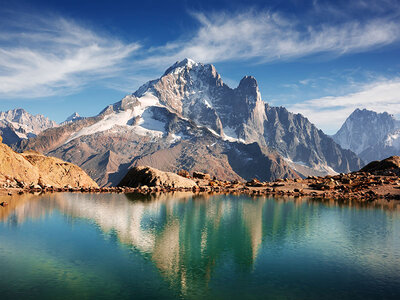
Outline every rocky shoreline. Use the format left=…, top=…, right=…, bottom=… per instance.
left=1, top=169, right=400, bottom=205
left=2, top=156, right=400, bottom=208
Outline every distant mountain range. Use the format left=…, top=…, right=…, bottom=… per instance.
left=0, top=109, right=85, bottom=145
left=0, top=108, right=58, bottom=145
left=332, top=108, right=400, bottom=163
left=14, top=59, right=362, bottom=186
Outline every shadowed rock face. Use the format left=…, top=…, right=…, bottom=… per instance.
left=18, top=59, right=361, bottom=186
left=118, top=166, right=197, bottom=188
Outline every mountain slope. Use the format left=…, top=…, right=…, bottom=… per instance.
left=19, top=59, right=361, bottom=185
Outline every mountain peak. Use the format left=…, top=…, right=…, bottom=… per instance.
left=163, top=58, right=198, bottom=75
left=236, top=76, right=261, bottom=103
left=61, top=112, right=83, bottom=125
left=349, top=108, right=394, bottom=120
left=238, top=76, right=258, bottom=88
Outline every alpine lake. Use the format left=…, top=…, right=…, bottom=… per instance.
left=0, top=192, right=399, bottom=299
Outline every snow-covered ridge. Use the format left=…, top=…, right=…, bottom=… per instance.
left=65, top=92, right=165, bottom=144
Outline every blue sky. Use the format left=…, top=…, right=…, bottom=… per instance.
left=0, top=0, right=400, bottom=134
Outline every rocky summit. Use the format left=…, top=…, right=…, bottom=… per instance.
left=0, top=136, right=98, bottom=189
left=19, top=59, right=362, bottom=186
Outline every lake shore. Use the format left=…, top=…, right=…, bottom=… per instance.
left=1, top=170, right=400, bottom=203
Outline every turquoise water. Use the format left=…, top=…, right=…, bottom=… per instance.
left=0, top=193, right=400, bottom=299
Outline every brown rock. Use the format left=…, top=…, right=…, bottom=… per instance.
left=0, top=143, right=97, bottom=189
left=192, top=171, right=211, bottom=180
left=118, top=166, right=198, bottom=188
left=177, top=170, right=190, bottom=178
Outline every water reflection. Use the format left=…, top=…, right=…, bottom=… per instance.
left=1, top=192, right=400, bottom=298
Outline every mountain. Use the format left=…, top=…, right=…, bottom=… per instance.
left=332, top=108, right=399, bottom=154
left=19, top=59, right=361, bottom=186
left=0, top=108, right=58, bottom=145
left=332, top=108, right=400, bottom=163
left=60, top=112, right=83, bottom=125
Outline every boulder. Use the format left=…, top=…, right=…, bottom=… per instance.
left=192, top=171, right=211, bottom=180
left=118, top=166, right=197, bottom=188
left=177, top=170, right=190, bottom=178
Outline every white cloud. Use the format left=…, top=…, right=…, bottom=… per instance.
left=0, top=16, right=140, bottom=98
left=139, top=10, right=400, bottom=68
left=288, top=79, right=400, bottom=134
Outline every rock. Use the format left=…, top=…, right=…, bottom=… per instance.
left=246, top=178, right=264, bottom=187
left=192, top=172, right=211, bottom=180
left=118, top=166, right=198, bottom=188
left=177, top=170, right=190, bottom=178
left=0, top=143, right=97, bottom=189
left=361, top=156, right=400, bottom=174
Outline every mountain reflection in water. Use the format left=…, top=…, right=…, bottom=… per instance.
left=1, top=192, right=400, bottom=299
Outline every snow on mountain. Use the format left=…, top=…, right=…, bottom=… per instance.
left=20, top=58, right=362, bottom=185
left=385, top=130, right=400, bottom=149
left=64, top=93, right=165, bottom=144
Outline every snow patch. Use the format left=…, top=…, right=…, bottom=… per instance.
left=384, top=130, right=400, bottom=149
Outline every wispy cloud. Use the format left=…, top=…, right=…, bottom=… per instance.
left=288, top=78, right=400, bottom=134
left=139, top=9, right=400, bottom=68
left=0, top=15, right=140, bottom=98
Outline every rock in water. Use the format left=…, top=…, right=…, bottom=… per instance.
left=118, top=166, right=197, bottom=188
